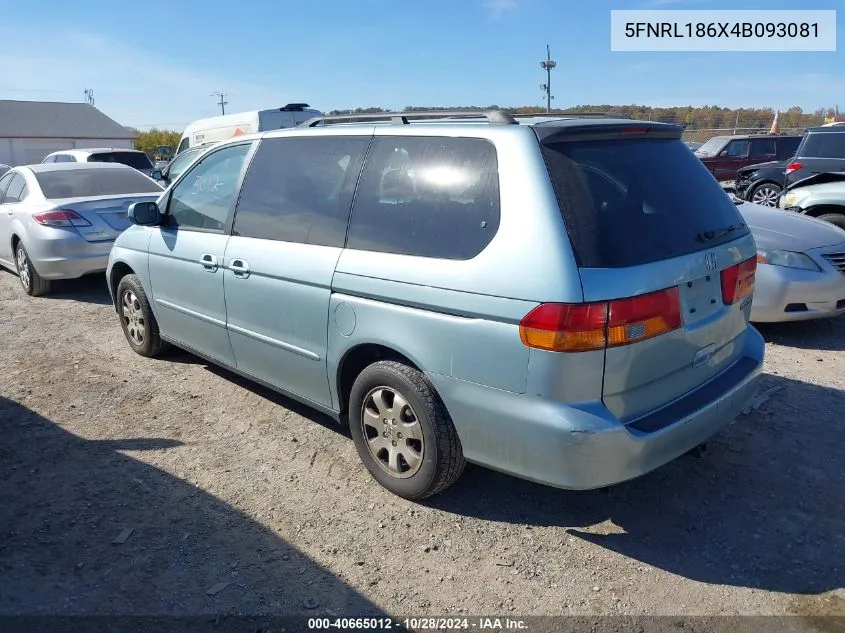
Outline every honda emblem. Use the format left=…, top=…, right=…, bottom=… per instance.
left=705, top=253, right=717, bottom=272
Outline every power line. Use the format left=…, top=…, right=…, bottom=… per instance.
left=211, top=91, right=228, bottom=115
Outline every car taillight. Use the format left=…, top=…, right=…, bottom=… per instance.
left=785, top=162, right=804, bottom=175
left=519, top=287, right=682, bottom=353
left=32, top=210, right=91, bottom=227
left=720, top=256, right=756, bottom=305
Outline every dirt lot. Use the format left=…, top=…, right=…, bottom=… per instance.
left=1, top=271, right=843, bottom=623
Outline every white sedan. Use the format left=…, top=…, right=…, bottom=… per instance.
left=0, top=163, right=162, bottom=296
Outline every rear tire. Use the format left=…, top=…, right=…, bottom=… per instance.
left=817, top=213, right=845, bottom=231
left=749, top=182, right=782, bottom=207
left=116, top=274, right=168, bottom=357
left=15, top=243, right=50, bottom=297
left=348, top=360, right=465, bottom=500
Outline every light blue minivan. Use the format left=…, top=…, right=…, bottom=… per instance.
left=107, top=111, right=764, bottom=499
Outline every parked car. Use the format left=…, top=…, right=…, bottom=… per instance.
left=42, top=148, right=156, bottom=177
left=0, top=163, right=10, bottom=177
left=733, top=198, right=845, bottom=321
left=783, top=126, right=845, bottom=187
left=778, top=172, right=845, bottom=230
left=150, top=143, right=211, bottom=188
left=734, top=159, right=791, bottom=207
left=684, top=141, right=703, bottom=151
left=0, top=163, right=163, bottom=296
left=694, top=134, right=802, bottom=182
left=107, top=110, right=763, bottom=500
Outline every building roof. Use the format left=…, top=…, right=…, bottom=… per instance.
left=0, top=100, right=136, bottom=140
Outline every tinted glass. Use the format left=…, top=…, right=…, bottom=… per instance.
left=750, top=138, right=776, bottom=157
left=347, top=137, right=500, bottom=260
left=798, top=132, right=845, bottom=158
left=724, top=140, right=749, bottom=157
left=541, top=138, right=749, bottom=268
left=176, top=137, right=190, bottom=155
left=42, top=155, right=55, bottom=163
left=166, top=143, right=251, bottom=231
left=4, top=174, right=27, bottom=203
left=0, top=172, right=14, bottom=201
left=88, top=151, right=153, bottom=170
left=35, top=168, right=162, bottom=198
left=54, top=154, right=75, bottom=163
left=776, top=137, right=801, bottom=159
left=233, top=136, right=370, bottom=247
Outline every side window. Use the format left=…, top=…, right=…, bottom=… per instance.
left=750, top=138, right=776, bottom=158
left=776, top=137, right=801, bottom=159
left=0, top=172, right=14, bottom=202
left=54, top=154, right=75, bottom=163
left=176, top=137, right=190, bottom=155
left=3, top=174, right=28, bottom=204
left=723, top=140, right=750, bottom=158
left=347, top=137, right=500, bottom=260
left=165, top=143, right=251, bottom=232
left=232, top=136, right=370, bottom=247
left=42, top=155, right=55, bottom=164
left=166, top=148, right=202, bottom=182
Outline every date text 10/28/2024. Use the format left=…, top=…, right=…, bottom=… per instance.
left=308, top=617, right=528, bottom=631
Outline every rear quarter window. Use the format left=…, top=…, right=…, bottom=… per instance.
left=797, top=132, right=845, bottom=159
left=541, top=137, right=748, bottom=268
left=346, top=136, right=500, bottom=260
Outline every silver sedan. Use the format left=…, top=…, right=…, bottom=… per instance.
left=0, top=163, right=162, bottom=296
left=736, top=199, right=845, bottom=322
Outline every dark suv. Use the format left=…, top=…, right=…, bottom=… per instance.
left=783, top=126, right=845, bottom=187
left=694, top=134, right=802, bottom=182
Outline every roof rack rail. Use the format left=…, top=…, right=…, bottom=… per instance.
left=281, top=103, right=311, bottom=111
left=300, top=109, right=518, bottom=127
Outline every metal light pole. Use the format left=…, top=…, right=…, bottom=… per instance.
left=540, top=45, right=556, bottom=114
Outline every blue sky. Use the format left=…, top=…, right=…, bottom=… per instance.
left=1, top=0, right=842, bottom=130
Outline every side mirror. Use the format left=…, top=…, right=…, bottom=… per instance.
left=151, top=170, right=163, bottom=181
left=128, top=201, right=161, bottom=226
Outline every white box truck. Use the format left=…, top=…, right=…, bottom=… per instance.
left=175, top=103, right=322, bottom=155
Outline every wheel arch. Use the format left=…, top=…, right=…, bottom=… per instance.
left=802, top=204, right=845, bottom=219
left=109, top=261, right=136, bottom=312
left=335, top=342, right=423, bottom=421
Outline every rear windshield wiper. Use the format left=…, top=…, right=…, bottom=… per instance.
left=696, top=224, right=745, bottom=243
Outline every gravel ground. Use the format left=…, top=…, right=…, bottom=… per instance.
left=0, top=272, right=843, bottom=624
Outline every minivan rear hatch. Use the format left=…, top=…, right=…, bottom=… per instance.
left=537, top=123, right=757, bottom=423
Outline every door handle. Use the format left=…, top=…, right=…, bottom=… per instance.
left=200, top=253, right=218, bottom=272
left=230, top=258, right=250, bottom=278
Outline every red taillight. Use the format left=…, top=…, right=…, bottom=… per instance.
left=32, top=210, right=91, bottom=228
left=620, top=127, right=650, bottom=135
left=720, top=256, right=756, bottom=305
left=519, top=287, right=682, bottom=353
left=785, top=162, right=804, bottom=175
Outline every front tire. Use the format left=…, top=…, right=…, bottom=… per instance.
left=116, top=274, right=168, bottom=357
left=817, top=213, right=845, bottom=231
left=15, top=243, right=49, bottom=297
left=749, top=182, right=782, bottom=207
left=349, top=360, right=465, bottom=500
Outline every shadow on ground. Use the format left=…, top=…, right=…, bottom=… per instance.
left=428, top=373, right=845, bottom=597
left=756, top=314, right=845, bottom=352
left=45, top=274, right=113, bottom=306
left=0, top=397, right=379, bottom=616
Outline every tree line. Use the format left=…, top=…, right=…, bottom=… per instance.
left=130, top=104, right=836, bottom=152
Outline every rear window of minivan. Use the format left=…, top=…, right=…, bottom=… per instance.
left=88, top=151, right=153, bottom=170
left=541, top=137, right=748, bottom=268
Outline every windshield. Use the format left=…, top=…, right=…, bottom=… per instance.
left=695, top=137, right=729, bottom=156
left=88, top=151, right=154, bottom=170
left=35, top=168, right=163, bottom=198
left=541, top=137, right=748, bottom=268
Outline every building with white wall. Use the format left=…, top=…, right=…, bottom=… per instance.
left=0, top=100, right=136, bottom=166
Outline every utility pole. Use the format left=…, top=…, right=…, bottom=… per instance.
left=84, top=88, right=95, bottom=106
left=211, top=92, right=228, bottom=115
left=539, top=44, right=556, bottom=114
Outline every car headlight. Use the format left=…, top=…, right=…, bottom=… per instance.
left=757, top=249, right=821, bottom=272
left=780, top=191, right=807, bottom=208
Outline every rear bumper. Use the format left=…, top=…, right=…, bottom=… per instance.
left=429, top=328, right=764, bottom=490
left=26, top=231, right=113, bottom=280
left=751, top=261, right=845, bottom=323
